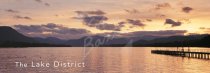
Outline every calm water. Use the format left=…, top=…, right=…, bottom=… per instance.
left=0, top=47, right=210, bottom=73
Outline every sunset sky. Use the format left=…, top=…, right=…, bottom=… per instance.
left=0, top=0, right=210, bottom=39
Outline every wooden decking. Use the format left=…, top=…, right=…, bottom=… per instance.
left=151, top=49, right=210, bottom=60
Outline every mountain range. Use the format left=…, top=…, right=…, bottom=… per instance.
left=0, top=26, right=36, bottom=43
left=0, top=26, right=70, bottom=47
left=0, top=26, right=209, bottom=47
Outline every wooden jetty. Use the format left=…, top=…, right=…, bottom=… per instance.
left=151, top=49, right=210, bottom=60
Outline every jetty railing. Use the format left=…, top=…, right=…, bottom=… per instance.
left=151, top=47, right=210, bottom=60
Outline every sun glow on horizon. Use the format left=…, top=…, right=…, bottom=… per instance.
left=1, top=0, right=210, bottom=39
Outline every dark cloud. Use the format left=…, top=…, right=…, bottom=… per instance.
left=160, top=14, right=166, bottom=17
left=42, top=23, right=59, bottom=29
left=80, top=16, right=122, bottom=31
left=127, top=19, right=145, bottom=27
left=182, top=7, right=193, bottom=13
left=14, top=25, right=43, bottom=33
left=74, top=10, right=123, bottom=31
left=164, top=19, right=182, bottom=27
left=118, top=21, right=126, bottom=25
left=124, top=9, right=139, bottom=14
left=74, top=10, right=148, bottom=31
left=14, top=15, right=32, bottom=20
left=55, top=27, right=90, bottom=34
left=82, top=16, right=108, bottom=26
left=96, top=23, right=122, bottom=31
left=14, top=23, right=91, bottom=39
left=34, top=0, right=50, bottom=7
left=155, top=3, right=171, bottom=10
left=74, top=10, right=145, bottom=30
left=74, top=10, right=107, bottom=26
left=55, top=14, right=59, bottom=17
left=156, top=14, right=166, bottom=18
left=34, top=0, right=42, bottom=3
left=44, top=3, right=50, bottom=6
left=14, top=23, right=90, bottom=34
left=75, top=10, right=106, bottom=15
left=5, top=9, right=19, bottom=13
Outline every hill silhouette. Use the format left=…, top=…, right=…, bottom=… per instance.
left=133, top=34, right=210, bottom=47
left=0, top=26, right=70, bottom=47
left=0, top=26, right=209, bottom=47
left=34, top=37, right=67, bottom=45
left=0, top=26, right=36, bottom=43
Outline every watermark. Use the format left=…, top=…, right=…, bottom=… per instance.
left=82, top=33, right=134, bottom=60
left=15, top=61, right=85, bottom=68
left=80, top=14, right=135, bottom=59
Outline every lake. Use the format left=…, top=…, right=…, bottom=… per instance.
left=0, top=47, right=210, bottom=73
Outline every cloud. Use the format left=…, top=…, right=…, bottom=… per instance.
left=42, top=23, right=59, bottom=29
left=14, top=23, right=90, bottom=34
left=14, top=23, right=91, bottom=39
left=5, top=9, right=19, bottom=13
left=155, top=3, right=171, bottom=10
left=146, top=19, right=152, bottom=22
left=127, top=19, right=145, bottom=27
left=182, top=7, right=193, bottom=13
left=74, top=10, right=107, bottom=26
left=35, top=0, right=42, bottom=3
left=74, top=10, right=148, bottom=31
left=124, top=9, right=139, bottom=14
left=80, top=15, right=122, bottom=31
left=164, top=19, right=182, bottom=27
left=74, top=10, right=124, bottom=31
left=55, top=14, right=59, bottom=17
left=156, top=14, right=166, bottom=18
left=34, top=0, right=50, bottom=6
left=75, top=10, right=106, bottom=15
left=14, top=15, right=32, bottom=20
left=96, top=23, right=122, bottom=31
left=118, top=21, right=126, bottom=25
left=74, top=10, right=147, bottom=31
left=82, top=15, right=108, bottom=26
left=44, top=3, right=50, bottom=6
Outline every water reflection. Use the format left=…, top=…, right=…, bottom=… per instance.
left=0, top=47, right=210, bottom=73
